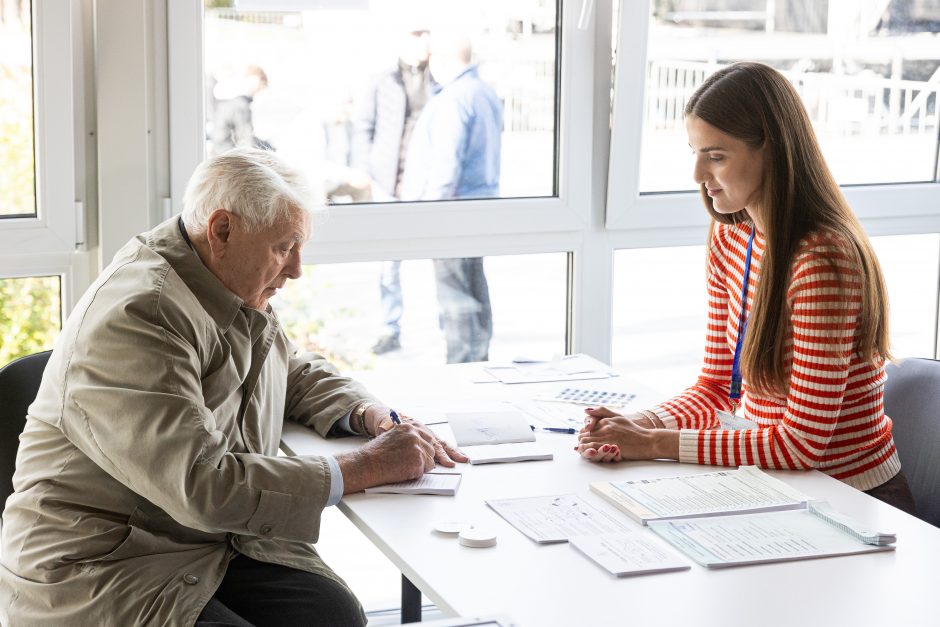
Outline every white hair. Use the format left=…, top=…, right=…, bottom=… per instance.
left=181, top=147, right=319, bottom=235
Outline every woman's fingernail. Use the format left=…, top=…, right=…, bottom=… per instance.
left=601, top=445, right=609, bottom=452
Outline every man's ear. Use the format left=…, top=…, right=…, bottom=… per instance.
left=205, top=209, right=234, bottom=258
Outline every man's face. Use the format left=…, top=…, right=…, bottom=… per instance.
left=216, top=207, right=309, bottom=311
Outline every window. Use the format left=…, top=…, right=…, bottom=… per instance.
left=641, top=1, right=940, bottom=193
left=201, top=1, right=557, bottom=205
left=0, top=0, right=36, bottom=218
left=273, top=252, right=567, bottom=368
left=612, top=234, right=940, bottom=396
left=0, top=275, right=61, bottom=364
left=607, top=1, right=940, bottom=233
left=0, top=2, right=82, bottom=366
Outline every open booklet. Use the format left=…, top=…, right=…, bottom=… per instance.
left=591, top=466, right=896, bottom=568
left=648, top=501, right=896, bottom=568
left=590, top=466, right=810, bottom=525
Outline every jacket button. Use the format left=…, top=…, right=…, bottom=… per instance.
left=183, top=573, right=200, bottom=585
left=260, top=524, right=273, bottom=536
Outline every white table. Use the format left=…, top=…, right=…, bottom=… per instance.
left=282, top=363, right=940, bottom=627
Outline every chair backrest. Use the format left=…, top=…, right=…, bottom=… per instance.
left=0, top=350, right=52, bottom=506
left=884, top=358, right=940, bottom=527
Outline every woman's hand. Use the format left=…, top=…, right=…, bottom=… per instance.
left=576, top=407, right=679, bottom=462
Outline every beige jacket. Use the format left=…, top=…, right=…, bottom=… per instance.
left=0, top=217, right=376, bottom=625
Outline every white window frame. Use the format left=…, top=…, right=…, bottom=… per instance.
left=0, top=0, right=77, bottom=255
left=0, top=0, right=90, bottom=317
left=605, top=7, right=940, bottom=240
left=164, top=0, right=618, bottom=361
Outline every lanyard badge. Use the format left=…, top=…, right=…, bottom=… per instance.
left=729, top=227, right=756, bottom=415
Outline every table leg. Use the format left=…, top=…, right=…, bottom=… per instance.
left=401, top=573, right=422, bottom=623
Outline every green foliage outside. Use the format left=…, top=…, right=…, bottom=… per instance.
left=0, top=11, right=36, bottom=217
left=0, top=277, right=61, bottom=365
left=273, top=267, right=373, bottom=373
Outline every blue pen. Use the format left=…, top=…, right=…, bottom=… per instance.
left=389, top=409, right=402, bottom=425
left=530, top=425, right=576, bottom=434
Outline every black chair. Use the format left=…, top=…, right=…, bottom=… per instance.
left=884, top=357, right=940, bottom=528
left=0, top=350, right=52, bottom=507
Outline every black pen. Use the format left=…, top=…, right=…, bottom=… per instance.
left=530, top=425, right=576, bottom=434
left=390, top=409, right=402, bottom=425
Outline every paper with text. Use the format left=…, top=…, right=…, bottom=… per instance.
left=364, top=472, right=462, bottom=496
left=569, top=531, right=691, bottom=577
left=648, top=508, right=895, bottom=568
left=485, top=494, right=628, bottom=543
left=483, top=354, right=618, bottom=384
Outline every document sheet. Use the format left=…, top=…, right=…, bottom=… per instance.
left=649, top=508, right=895, bottom=568
left=364, top=471, right=462, bottom=496
left=569, top=532, right=691, bottom=577
left=485, top=494, right=627, bottom=543
left=483, top=354, right=618, bottom=384
left=591, top=466, right=809, bottom=524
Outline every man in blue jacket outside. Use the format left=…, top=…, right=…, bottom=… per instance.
left=400, top=34, right=502, bottom=363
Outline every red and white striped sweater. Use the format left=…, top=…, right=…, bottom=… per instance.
left=652, top=222, right=900, bottom=491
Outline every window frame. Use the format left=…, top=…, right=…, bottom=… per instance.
left=0, top=0, right=79, bottom=256
left=167, top=0, right=597, bottom=254
left=605, top=7, right=940, bottom=239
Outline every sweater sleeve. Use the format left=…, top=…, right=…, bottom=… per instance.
left=676, top=238, right=861, bottom=469
left=652, top=226, right=736, bottom=430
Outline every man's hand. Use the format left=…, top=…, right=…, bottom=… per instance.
left=337, top=423, right=435, bottom=494
left=337, top=415, right=469, bottom=494
left=365, top=405, right=468, bottom=467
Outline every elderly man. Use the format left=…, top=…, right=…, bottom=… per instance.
left=0, top=148, right=465, bottom=626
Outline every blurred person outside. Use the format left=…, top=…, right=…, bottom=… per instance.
left=400, top=33, right=502, bottom=363
left=350, top=25, right=437, bottom=355
left=207, top=64, right=273, bottom=156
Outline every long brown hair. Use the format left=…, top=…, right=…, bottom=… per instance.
left=685, top=62, right=890, bottom=396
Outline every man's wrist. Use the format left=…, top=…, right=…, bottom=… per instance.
left=353, top=402, right=376, bottom=437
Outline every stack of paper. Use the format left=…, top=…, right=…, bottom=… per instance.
left=365, top=471, right=462, bottom=496
left=590, top=466, right=810, bottom=525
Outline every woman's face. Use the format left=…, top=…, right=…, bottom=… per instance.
left=686, top=115, right=766, bottom=224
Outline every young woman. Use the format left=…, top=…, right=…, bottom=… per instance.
left=578, top=62, right=916, bottom=512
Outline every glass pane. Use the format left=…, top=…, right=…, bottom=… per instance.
left=611, top=245, right=706, bottom=395
left=0, top=275, right=61, bottom=365
left=871, top=232, right=939, bottom=359
left=271, top=253, right=567, bottom=368
left=641, top=1, right=940, bottom=192
left=203, top=1, right=557, bottom=205
left=612, top=235, right=940, bottom=395
left=0, top=1, right=36, bottom=217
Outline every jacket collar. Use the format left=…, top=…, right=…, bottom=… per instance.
left=143, top=216, right=244, bottom=332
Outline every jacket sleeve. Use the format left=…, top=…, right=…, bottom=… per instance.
left=284, top=347, right=378, bottom=437
left=59, top=270, right=337, bottom=544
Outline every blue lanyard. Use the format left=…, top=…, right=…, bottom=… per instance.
left=730, top=227, right=756, bottom=413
